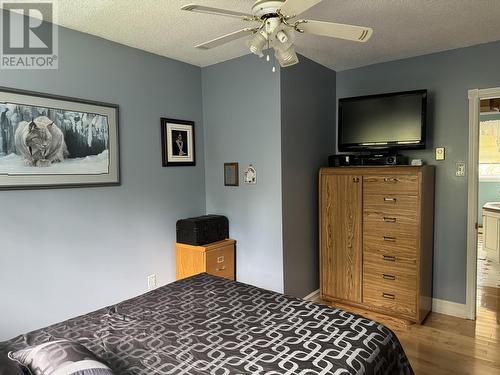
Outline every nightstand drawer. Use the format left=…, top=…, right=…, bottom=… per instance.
left=206, top=246, right=235, bottom=280
left=176, top=239, right=236, bottom=281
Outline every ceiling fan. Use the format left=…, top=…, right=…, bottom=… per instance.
left=181, top=0, right=373, bottom=68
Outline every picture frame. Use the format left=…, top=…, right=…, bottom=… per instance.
left=0, top=86, right=120, bottom=189
left=161, top=118, right=195, bottom=167
left=224, top=162, right=239, bottom=186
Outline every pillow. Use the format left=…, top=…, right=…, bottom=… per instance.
left=8, top=340, right=114, bottom=375
left=0, top=353, right=25, bottom=375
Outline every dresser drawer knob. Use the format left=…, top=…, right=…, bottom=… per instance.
left=383, top=255, right=396, bottom=262
left=383, top=197, right=397, bottom=202
left=383, top=236, right=396, bottom=242
left=216, top=265, right=226, bottom=272
left=384, top=177, right=398, bottom=183
left=352, top=177, right=360, bottom=183
left=383, top=274, right=396, bottom=280
left=382, top=293, right=396, bottom=300
left=217, top=256, right=225, bottom=263
left=383, top=217, right=397, bottom=223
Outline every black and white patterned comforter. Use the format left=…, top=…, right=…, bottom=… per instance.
left=1, top=273, right=413, bottom=374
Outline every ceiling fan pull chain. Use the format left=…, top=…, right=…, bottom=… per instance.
left=272, top=46, right=277, bottom=73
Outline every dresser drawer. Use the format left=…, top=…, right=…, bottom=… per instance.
left=364, top=211, right=418, bottom=236
left=206, top=246, right=235, bottom=280
left=363, top=243, right=417, bottom=270
left=364, top=252, right=417, bottom=289
left=363, top=282, right=417, bottom=317
left=364, top=194, right=419, bottom=217
left=364, top=231, right=418, bottom=257
left=363, top=175, right=419, bottom=195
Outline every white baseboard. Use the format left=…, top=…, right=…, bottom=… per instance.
left=303, top=289, right=320, bottom=301
left=432, top=298, right=468, bottom=319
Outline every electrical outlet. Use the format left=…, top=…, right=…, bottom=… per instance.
left=456, top=162, right=466, bottom=177
left=147, top=274, right=156, bottom=290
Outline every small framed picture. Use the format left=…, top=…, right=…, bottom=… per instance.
left=224, top=162, right=239, bottom=186
left=161, top=118, right=195, bottom=167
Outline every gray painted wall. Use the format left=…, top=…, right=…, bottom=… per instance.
left=337, top=40, right=500, bottom=304
left=0, top=25, right=205, bottom=340
left=281, top=56, right=336, bottom=297
left=202, top=54, right=284, bottom=293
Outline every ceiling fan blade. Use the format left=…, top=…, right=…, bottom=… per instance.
left=181, top=4, right=254, bottom=20
left=195, top=28, right=257, bottom=50
left=298, top=20, right=373, bottom=42
left=279, top=0, right=323, bottom=18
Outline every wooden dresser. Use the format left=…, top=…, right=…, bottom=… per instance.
left=176, top=239, right=236, bottom=281
left=319, top=166, right=434, bottom=323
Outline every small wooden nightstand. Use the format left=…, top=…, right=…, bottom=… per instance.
left=176, top=239, right=236, bottom=280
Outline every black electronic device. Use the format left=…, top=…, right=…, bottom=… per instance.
left=338, top=90, right=427, bottom=152
left=328, top=154, right=408, bottom=167
left=176, top=215, right=229, bottom=246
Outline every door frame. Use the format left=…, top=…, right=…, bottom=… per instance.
left=466, top=86, right=500, bottom=320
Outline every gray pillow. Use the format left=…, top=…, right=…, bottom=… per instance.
left=8, top=340, right=114, bottom=375
left=0, top=353, right=25, bottom=375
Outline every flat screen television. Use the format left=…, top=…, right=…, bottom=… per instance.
left=338, top=89, right=427, bottom=152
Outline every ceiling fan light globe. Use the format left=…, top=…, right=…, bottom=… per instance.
left=275, top=45, right=298, bottom=67
left=274, top=45, right=292, bottom=61
left=276, top=30, right=288, bottom=43
left=249, top=31, right=268, bottom=57
left=251, top=48, right=264, bottom=58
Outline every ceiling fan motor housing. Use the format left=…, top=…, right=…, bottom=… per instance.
left=252, top=0, right=285, bottom=18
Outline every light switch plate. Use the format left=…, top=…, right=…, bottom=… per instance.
left=435, top=147, right=445, bottom=160
left=456, top=162, right=466, bottom=177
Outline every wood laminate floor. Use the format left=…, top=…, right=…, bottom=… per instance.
left=319, top=295, right=499, bottom=375
left=316, top=234, right=500, bottom=374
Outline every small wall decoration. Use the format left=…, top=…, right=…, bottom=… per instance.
left=244, top=164, right=257, bottom=184
left=161, top=118, right=195, bottom=167
left=224, top=162, right=239, bottom=186
left=0, top=86, right=119, bottom=189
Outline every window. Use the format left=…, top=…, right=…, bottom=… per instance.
left=479, top=118, right=500, bottom=181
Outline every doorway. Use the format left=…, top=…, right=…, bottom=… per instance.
left=467, top=88, right=500, bottom=323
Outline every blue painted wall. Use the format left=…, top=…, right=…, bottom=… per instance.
left=5, top=12, right=500, bottom=342
left=202, top=54, right=284, bottom=293
left=0, top=24, right=205, bottom=340
left=337, top=40, right=500, bottom=304
left=281, top=56, right=336, bottom=297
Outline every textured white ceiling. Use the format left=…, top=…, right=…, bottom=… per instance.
left=13, top=0, right=500, bottom=71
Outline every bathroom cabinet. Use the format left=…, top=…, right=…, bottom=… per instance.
left=483, top=203, right=500, bottom=262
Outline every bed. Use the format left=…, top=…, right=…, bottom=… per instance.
left=0, top=273, right=413, bottom=374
